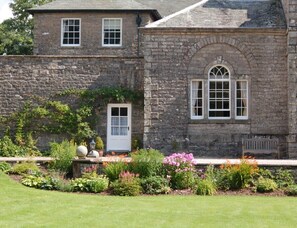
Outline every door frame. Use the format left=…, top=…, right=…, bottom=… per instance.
left=106, top=103, right=132, bottom=151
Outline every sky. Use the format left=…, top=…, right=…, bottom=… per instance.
left=0, top=0, right=13, bottom=23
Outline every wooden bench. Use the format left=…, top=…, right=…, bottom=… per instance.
left=242, top=138, right=280, bottom=159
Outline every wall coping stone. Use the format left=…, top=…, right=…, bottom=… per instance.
left=141, top=27, right=287, bottom=35
left=0, top=55, right=144, bottom=60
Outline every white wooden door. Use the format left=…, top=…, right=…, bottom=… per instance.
left=107, top=104, right=131, bottom=151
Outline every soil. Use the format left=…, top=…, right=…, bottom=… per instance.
left=7, top=174, right=288, bottom=197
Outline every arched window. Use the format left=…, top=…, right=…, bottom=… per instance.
left=208, top=65, right=230, bottom=119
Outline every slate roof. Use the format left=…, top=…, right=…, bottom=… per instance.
left=135, top=0, right=202, bottom=17
left=147, top=0, right=286, bottom=28
left=28, top=0, right=203, bottom=18
left=28, top=0, right=162, bottom=19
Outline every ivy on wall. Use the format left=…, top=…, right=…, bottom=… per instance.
left=0, top=87, right=144, bottom=153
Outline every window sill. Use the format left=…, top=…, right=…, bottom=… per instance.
left=189, top=119, right=250, bottom=124
left=61, top=46, right=82, bottom=48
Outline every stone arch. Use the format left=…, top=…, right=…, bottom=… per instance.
left=185, top=36, right=257, bottom=70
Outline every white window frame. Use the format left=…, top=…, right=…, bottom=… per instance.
left=208, top=65, right=231, bottom=120
left=235, top=80, right=248, bottom=120
left=61, top=18, right=81, bottom=47
left=191, top=80, right=204, bottom=119
left=102, top=18, right=122, bottom=47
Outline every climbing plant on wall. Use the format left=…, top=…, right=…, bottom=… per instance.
left=0, top=87, right=143, bottom=153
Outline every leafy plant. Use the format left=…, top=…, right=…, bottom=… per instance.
left=274, top=168, right=295, bottom=188
left=103, top=161, right=129, bottom=182
left=10, top=162, right=40, bottom=175
left=163, top=152, right=197, bottom=190
left=95, top=136, right=104, bottom=150
left=129, top=149, right=164, bottom=178
left=0, top=162, right=12, bottom=173
left=141, top=176, right=170, bottom=195
left=21, top=174, right=59, bottom=190
left=256, top=177, right=278, bottom=193
left=110, top=171, right=142, bottom=196
left=49, top=140, right=76, bottom=174
left=218, top=158, right=259, bottom=190
left=284, top=185, right=297, bottom=196
left=0, top=135, right=26, bottom=157
left=71, top=176, right=109, bottom=193
left=131, top=136, right=142, bottom=151
left=195, top=178, right=217, bottom=196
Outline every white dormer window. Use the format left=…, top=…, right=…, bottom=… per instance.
left=61, top=18, right=81, bottom=46
left=102, top=18, right=122, bottom=47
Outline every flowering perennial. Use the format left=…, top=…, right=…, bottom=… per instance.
left=163, top=152, right=196, bottom=173
left=163, top=153, right=197, bottom=189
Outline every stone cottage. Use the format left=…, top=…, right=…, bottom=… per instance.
left=1, top=0, right=297, bottom=158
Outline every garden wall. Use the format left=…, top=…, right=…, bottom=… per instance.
left=0, top=56, right=144, bottom=149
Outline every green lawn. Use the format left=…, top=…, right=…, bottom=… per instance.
left=1, top=173, right=297, bottom=228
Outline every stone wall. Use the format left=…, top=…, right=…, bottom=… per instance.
left=142, top=28, right=289, bottom=158
left=0, top=56, right=144, bottom=149
left=33, top=12, right=152, bottom=56
left=286, top=0, right=297, bottom=158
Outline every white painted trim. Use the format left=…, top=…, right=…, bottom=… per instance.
left=191, top=80, right=204, bottom=119
left=61, top=18, right=81, bottom=47
left=208, top=65, right=231, bottom=119
left=146, top=0, right=209, bottom=28
left=102, top=18, right=122, bottom=47
left=235, top=80, right=249, bottom=120
left=107, top=103, right=131, bottom=151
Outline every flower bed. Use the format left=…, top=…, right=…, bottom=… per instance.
left=1, top=151, right=297, bottom=197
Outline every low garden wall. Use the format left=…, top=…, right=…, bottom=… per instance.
left=72, top=158, right=297, bottom=181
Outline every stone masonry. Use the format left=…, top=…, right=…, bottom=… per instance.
left=33, top=12, right=153, bottom=56
left=286, top=0, right=297, bottom=158
left=142, top=29, right=288, bottom=157
left=2, top=0, right=297, bottom=158
left=0, top=56, right=144, bottom=147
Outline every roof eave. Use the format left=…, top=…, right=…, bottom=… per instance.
left=27, top=8, right=162, bottom=20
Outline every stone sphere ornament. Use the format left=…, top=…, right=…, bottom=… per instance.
left=76, top=145, right=88, bottom=158
left=87, top=150, right=100, bottom=158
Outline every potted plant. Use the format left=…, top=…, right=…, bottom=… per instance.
left=95, top=136, right=104, bottom=157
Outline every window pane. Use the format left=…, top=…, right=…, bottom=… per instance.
left=236, top=81, right=248, bottom=118
left=191, top=81, right=203, bottom=118
left=120, top=127, right=128, bottom=136
left=111, top=107, right=119, bottom=116
left=111, top=117, right=119, bottom=125
left=62, top=19, right=80, bottom=45
left=103, top=19, right=121, bottom=46
left=208, top=66, right=230, bottom=118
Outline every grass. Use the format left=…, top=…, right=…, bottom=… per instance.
left=1, top=173, right=297, bottom=228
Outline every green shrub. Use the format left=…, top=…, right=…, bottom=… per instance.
left=0, top=162, right=12, bottom=173
left=21, top=174, right=59, bottom=190
left=195, top=178, right=217, bottom=196
left=130, top=149, right=164, bottom=178
left=0, top=135, right=26, bottom=157
left=256, top=177, right=278, bottom=193
left=10, top=162, right=40, bottom=175
left=170, top=171, right=196, bottom=190
left=95, top=136, right=104, bottom=150
left=141, top=176, right=170, bottom=195
left=71, top=176, right=109, bottom=193
left=284, top=185, right=297, bottom=196
left=110, top=171, right=142, bottom=196
left=274, top=168, right=295, bottom=188
left=103, top=161, right=129, bottom=182
left=55, top=180, right=74, bottom=192
left=49, top=140, right=76, bottom=173
left=163, top=153, right=196, bottom=190
left=218, top=158, right=259, bottom=190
